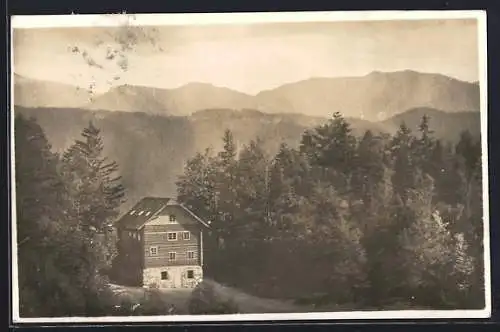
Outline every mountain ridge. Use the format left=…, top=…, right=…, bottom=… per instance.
left=255, top=70, right=479, bottom=119
left=13, top=70, right=480, bottom=120
left=13, top=73, right=93, bottom=108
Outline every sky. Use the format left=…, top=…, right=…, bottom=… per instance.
left=13, top=18, right=480, bottom=95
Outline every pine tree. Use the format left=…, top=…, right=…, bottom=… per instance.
left=215, top=130, right=238, bottom=241
left=299, top=112, right=357, bottom=192
left=351, top=130, right=386, bottom=205
left=218, top=129, right=237, bottom=164
left=15, top=115, right=115, bottom=317
left=61, top=121, right=125, bottom=271
left=390, top=122, right=417, bottom=202
left=413, top=115, right=435, bottom=175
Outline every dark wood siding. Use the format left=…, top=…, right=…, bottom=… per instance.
left=143, top=205, right=203, bottom=268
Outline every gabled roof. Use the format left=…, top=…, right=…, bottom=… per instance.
left=178, top=203, right=210, bottom=228
left=115, top=197, right=210, bottom=230
left=116, top=197, right=170, bottom=230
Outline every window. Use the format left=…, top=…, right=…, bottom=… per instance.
left=182, top=231, right=190, bottom=240
left=145, top=211, right=151, bottom=216
left=168, top=215, right=177, bottom=223
left=161, top=271, right=168, bottom=280
left=187, top=251, right=195, bottom=259
left=187, top=270, right=194, bottom=279
left=137, top=234, right=141, bottom=241
left=138, top=211, right=144, bottom=216
left=130, top=210, right=136, bottom=215
left=168, top=252, right=176, bottom=261
left=150, top=246, right=158, bottom=256
left=167, top=232, right=177, bottom=241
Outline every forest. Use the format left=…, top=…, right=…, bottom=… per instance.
left=176, top=112, right=484, bottom=310
left=13, top=109, right=484, bottom=317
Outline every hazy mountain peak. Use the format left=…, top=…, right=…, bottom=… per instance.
left=14, top=70, right=480, bottom=121
left=255, top=70, right=480, bottom=120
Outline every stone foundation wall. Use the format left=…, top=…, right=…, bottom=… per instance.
left=143, top=265, right=203, bottom=289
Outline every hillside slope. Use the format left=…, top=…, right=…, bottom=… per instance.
left=14, top=106, right=480, bottom=211
left=382, top=107, right=481, bottom=142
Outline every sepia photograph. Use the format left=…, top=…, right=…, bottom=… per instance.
left=10, top=11, right=490, bottom=323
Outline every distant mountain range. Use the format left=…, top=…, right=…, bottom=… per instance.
left=85, top=83, right=261, bottom=116
left=255, top=70, right=480, bottom=120
left=13, top=74, right=92, bottom=109
left=15, top=105, right=480, bottom=211
left=13, top=70, right=480, bottom=121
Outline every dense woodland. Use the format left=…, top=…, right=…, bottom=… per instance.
left=14, top=108, right=484, bottom=317
left=15, top=106, right=481, bottom=212
left=177, top=112, right=484, bottom=309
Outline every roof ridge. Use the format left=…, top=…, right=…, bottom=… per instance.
left=115, top=196, right=210, bottom=230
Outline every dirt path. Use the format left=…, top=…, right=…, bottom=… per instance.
left=108, top=280, right=310, bottom=314
left=203, top=279, right=308, bottom=313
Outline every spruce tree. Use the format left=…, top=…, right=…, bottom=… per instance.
left=299, top=112, right=357, bottom=192
left=15, top=115, right=114, bottom=317
left=215, top=129, right=238, bottom=241
left=390, top=122, right=417, bottom=202
left=413, top=115, right=435, bottom=175
left=351, top=130, right=386, bottom=205
left=61, top=121, right=125, bottom=271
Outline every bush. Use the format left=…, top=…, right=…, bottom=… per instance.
left=188, top=281, right=239, bottom=314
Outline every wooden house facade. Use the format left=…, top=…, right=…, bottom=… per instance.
left=114, top=197, right=210, bottom=289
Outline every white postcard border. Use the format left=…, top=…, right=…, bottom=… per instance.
left=10, top=10, right=490, bottom=323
